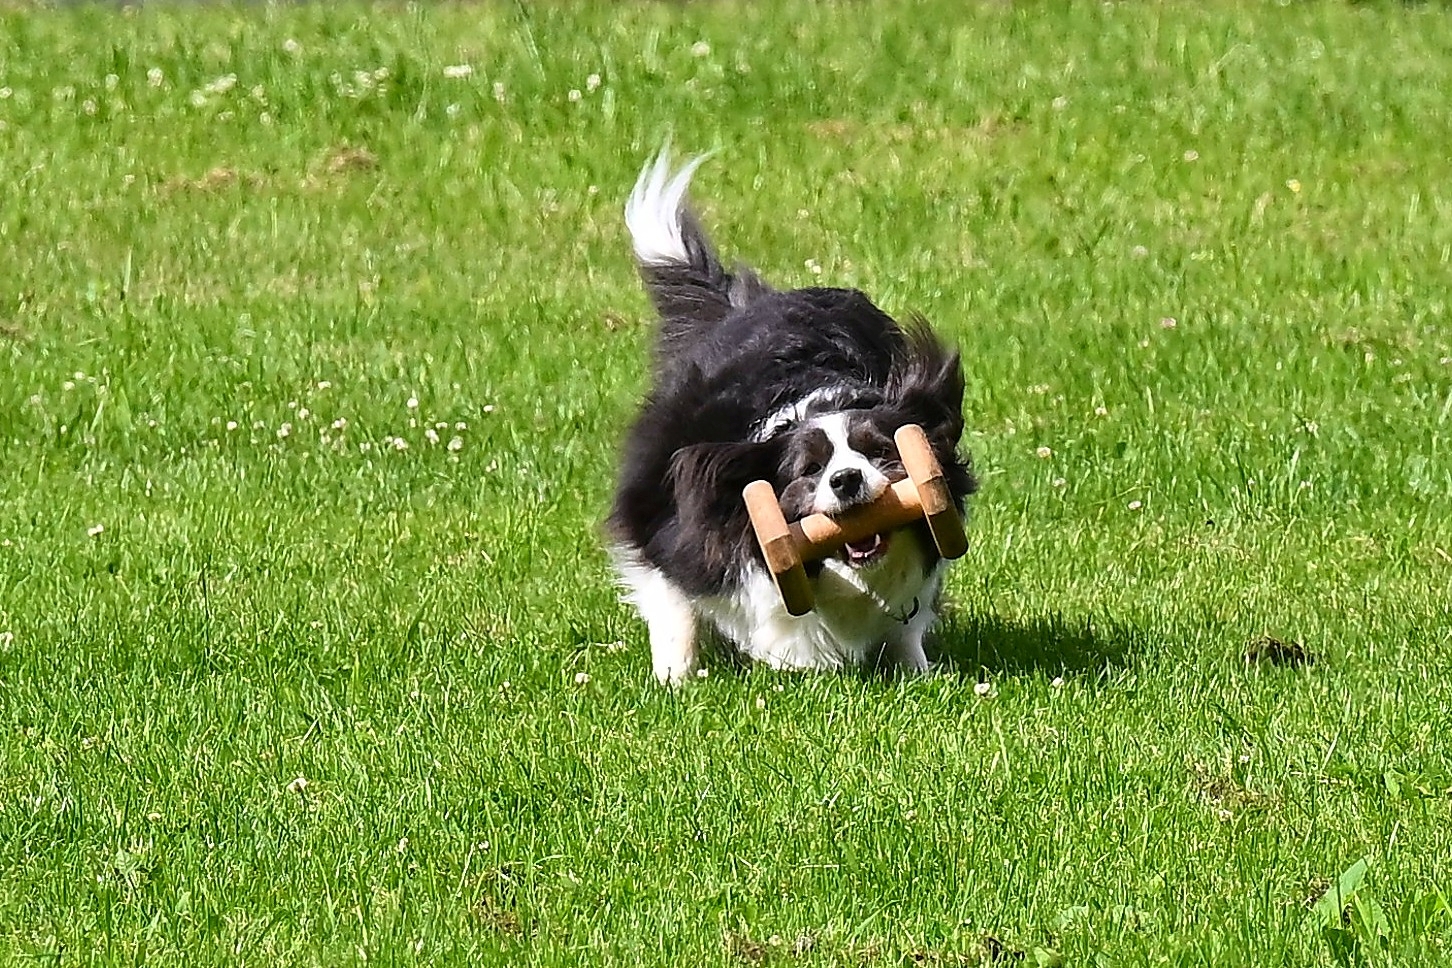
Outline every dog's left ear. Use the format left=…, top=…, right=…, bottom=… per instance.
left=886, top=320, right=965, bottom=447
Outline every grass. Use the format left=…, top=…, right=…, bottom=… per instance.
left=1, top=0, right=1451, bottom=963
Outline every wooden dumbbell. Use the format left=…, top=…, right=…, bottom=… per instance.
left=742, top=423, right=968, bottom=616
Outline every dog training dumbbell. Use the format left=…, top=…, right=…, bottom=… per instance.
left=742, top=423, right=968, bottom=616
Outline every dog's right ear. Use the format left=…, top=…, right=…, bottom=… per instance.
left=669, top=438, right=785, bottom=534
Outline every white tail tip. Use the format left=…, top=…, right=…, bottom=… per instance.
left=624, top=147, right=709, bottom=266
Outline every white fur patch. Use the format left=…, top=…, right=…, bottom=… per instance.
left=697, top=534, right=941, bottom=673
left=610, top=546, right=699, bottom=685
left=752, top=387, right=842, bottom=441
left=624, top=149, right=710, bottom=266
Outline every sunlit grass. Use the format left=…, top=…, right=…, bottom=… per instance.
left=1, top=1, right=1450, bottom=965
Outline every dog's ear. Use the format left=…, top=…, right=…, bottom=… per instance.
left=886, top=318, right=966, bottom=448
left=669, top=438, right=785, bottom=533
left=664, top=438, right=786, bottom=587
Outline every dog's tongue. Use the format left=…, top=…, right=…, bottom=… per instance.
left=846, top=534, right=884, bottom=558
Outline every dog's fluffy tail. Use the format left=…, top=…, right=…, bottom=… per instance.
left=625, top=148, right=771, bottom=334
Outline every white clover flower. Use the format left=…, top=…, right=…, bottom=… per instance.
left=406, top=396, right=419, bottom=410
left=1128, top=500, right=1143, bottom=511
left=206, top=74, right=237, bottom=95
left=691, top=41, right=712, bottom=57
left=424, top=428, right=440, bottom=444
left=1050, top=676, right=1065, bottom=688
left=87, top=523, right=105, bottom=538
left=391, top=436, right=409, bottom=451
left=442, top=64, right=473, bottom=79
left=225, top=420, right=238, bottom=431
left=567, top=89, right=582, bottom=102
left=492, top=81, right=506, bottom=102
left=973, top=681, right=993, bottom=697
left=586, top=73, right=601, bottom=92
left=286, top=776, right=308, bottom=794
left=447, top=436, right=463, bottom=452
left=276, top=423, right=291, bottom=439
left=296, top=407, right=309, bottom=420
left=331, top=418, right=347, bottom=430
left=1035, top=446, right=1053, bottom=459
left=574, top=672, right=591, bottom=685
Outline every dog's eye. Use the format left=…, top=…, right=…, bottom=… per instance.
left=802, top=461, right=823, bottom=477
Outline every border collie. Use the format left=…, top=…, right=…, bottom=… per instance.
left=607, top=150, right=976, bottom=685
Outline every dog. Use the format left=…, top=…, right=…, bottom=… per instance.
left=607, top=150, right=976, bottom=685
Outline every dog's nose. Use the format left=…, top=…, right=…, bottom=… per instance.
left=829, top=468, right=864, bottom=499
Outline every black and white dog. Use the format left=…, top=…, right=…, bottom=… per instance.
left=607, top=151, right=976, bottom=685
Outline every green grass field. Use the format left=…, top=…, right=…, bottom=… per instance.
left=2, top=0, right=1451, bottom=964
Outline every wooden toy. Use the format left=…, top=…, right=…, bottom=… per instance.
left=742, top=424, right=968, bottom=616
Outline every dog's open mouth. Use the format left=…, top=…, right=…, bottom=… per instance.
left=841, top=532, right=891, bottom=567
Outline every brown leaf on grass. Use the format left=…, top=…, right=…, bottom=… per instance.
left=163, top=166, right=266, bottom=193
left=1244, top=635, right=1314, bottom=667
left=324, top=144, right=379, bottom=175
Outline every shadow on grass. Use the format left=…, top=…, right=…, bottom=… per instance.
left=932, top=608, right=1139, bottom=679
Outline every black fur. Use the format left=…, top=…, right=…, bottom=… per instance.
left=609, top=174, right=976, bottom=600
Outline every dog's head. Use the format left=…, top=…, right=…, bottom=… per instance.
left=670, top=324, right=973, bottom=573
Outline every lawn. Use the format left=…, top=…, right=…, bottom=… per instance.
left=1, top=0, right=1450, bottom=964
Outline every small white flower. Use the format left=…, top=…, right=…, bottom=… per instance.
left=492, top=81, right=506, bottom=103
left=574, top=672, right=591, bottom=685
left=286, top=776, right=309, bottom=794
left=317, top=380, right=332, bottom=390
left=1051, top=95, right=1068, bottom=110
left=406, top=396, right=419, bottom=410
left=1052, top=477, right=1067, bottom=488
left=87, top=523, right=105, bottom=538
left=276, top=423, right=292, bottom=439
left=445, top=103, right=460, bottom=118
left=447, top=436, right=463, bottom=452
left=1050, top=676, right=1065, bottom=688
left=295, top=407, right=310, bottom=420
left=225, top=420, right=238, bottom=431
left=755, top=695, right=766, bottom=709
left=1035, top=446, right=1053, bottom=459
left=973, top=681, right=994, bottom=697
left=1160, top=316, right=1178, bottom=329
left=695, top=668, right=710, bottom=678
left=691, top=41, right=712, bottom=57
left=1183, top=149, right=1199, bottom=162
left=62, top=381, right=75, bottom=391
left=424, top=428, right=440, bottom=444
left=567, top=88, right=582, bottom=102
left=1094, top=405, right=1109, bottom=417
left=1131, top=245, right=1149, bottom=259
left=0, top=87, right=11, bottom=99
left=282, top=38, right=302, bottom=55
left=391, top=437, right=409, bottom=451
left=331, top=418, right=347, bottom=430
left=1128, top=500, right=1143, bottom=511
left=442, top=64, right=473, bottom=79
left=586, top=73, right=601, bottom=92
left=206, top=74, right=237, bottom=95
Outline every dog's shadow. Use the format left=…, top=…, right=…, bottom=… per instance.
left=930, top=607, right=1138, bottom=679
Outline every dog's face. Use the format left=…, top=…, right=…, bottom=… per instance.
left=775, top=409, right=907, bottom=567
